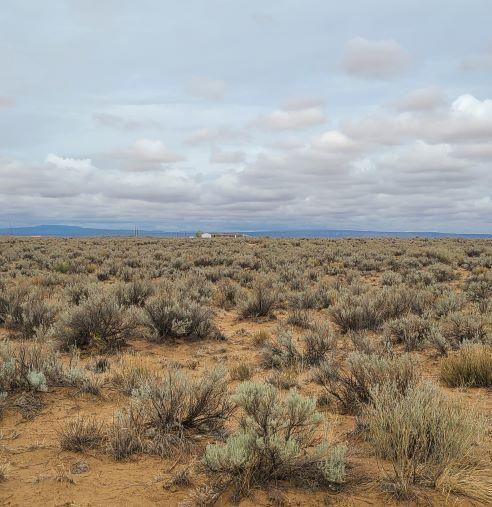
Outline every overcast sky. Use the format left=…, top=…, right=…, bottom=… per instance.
left=1, top=0, right=491, bottom=232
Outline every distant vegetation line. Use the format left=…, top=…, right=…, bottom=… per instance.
left=0, top=224, right=490, bottom=238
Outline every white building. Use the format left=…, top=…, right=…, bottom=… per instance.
left=201, top=232, right=212, bottom=238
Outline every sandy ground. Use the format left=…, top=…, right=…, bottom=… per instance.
left=0, top=309, right=490, bottom=507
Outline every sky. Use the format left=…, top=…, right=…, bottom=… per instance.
left=1, top=0, right=491, bottom=233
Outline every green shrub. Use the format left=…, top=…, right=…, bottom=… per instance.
left=203, top=382, right=346, bottom=500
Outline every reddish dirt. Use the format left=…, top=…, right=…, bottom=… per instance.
left=0, top=310, right=490, bottom=506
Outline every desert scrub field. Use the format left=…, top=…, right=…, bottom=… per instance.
left=0, top=236, right=490, bottom=506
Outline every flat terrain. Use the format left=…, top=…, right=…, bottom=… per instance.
left=0, top=237, right=490, bottom=506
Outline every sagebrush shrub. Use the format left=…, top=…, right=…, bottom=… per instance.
left=55, top=294, right=137, bottom=351
left=115, top=280, right=154, bottom=307
left=385, top=315, right=437, bottom=351
left=203, top=382, right=346, bottom=500
left=313, top=352, right=418, bottom=414
left=0, top=340, right=65, bottom=394
left=465, top=276, right=491, bottom=314
left=261, top=331, right=302, bottom=369
left=133, top=368, right=232, bottom=439
left=302, top=323, right=337, bottom=366
left=239, top=277, right=278, bottom=318
left=441, top=311, right=490, bottom=349
left=18, top=291, right=57, bottom=339
left=141, top=295, right=219, bottom=342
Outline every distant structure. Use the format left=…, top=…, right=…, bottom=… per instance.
left=198, top=232, right=249, bottom=238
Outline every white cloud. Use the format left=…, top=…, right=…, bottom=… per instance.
left=253, top=104, right=327, bottom=131
left=343, top=94, right=492, bottom=145
left=342, top=37, right=411, bottom=80
left=45, top=154, right=94, bottom=171
left=186, top=76, right=227, bottom=101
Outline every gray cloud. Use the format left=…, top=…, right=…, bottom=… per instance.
left=342, top=37, right=411, bottom=80
left=389, top=87, right=447, bottom=112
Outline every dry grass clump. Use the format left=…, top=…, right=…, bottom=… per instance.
left=436, top=459, right=492, bottom=504
left=229, top=362, right=254, bottom=381
left=59, top=415, right=105, bottom=452
left=440, top=344, right=492, bottom=387
left=55, top=294, right=137, bottom=351
left=362, top=381, right=486, bottom=498
left=313, top=352, right=418, bottom=414
left=111, top=353, right=160, bottom=394
left=107, top=406, right=145, bottom=460
left=252, top=330, right=270, bottom=347
left=0, top=461, right=10, bottom=482
left=203, top=382, right=346, bottom=500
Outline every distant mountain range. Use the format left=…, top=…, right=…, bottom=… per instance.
left=0, top=224, right=490, bottom=239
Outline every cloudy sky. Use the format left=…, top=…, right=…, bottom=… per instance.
left=1, top=0, right=491, bottom=232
